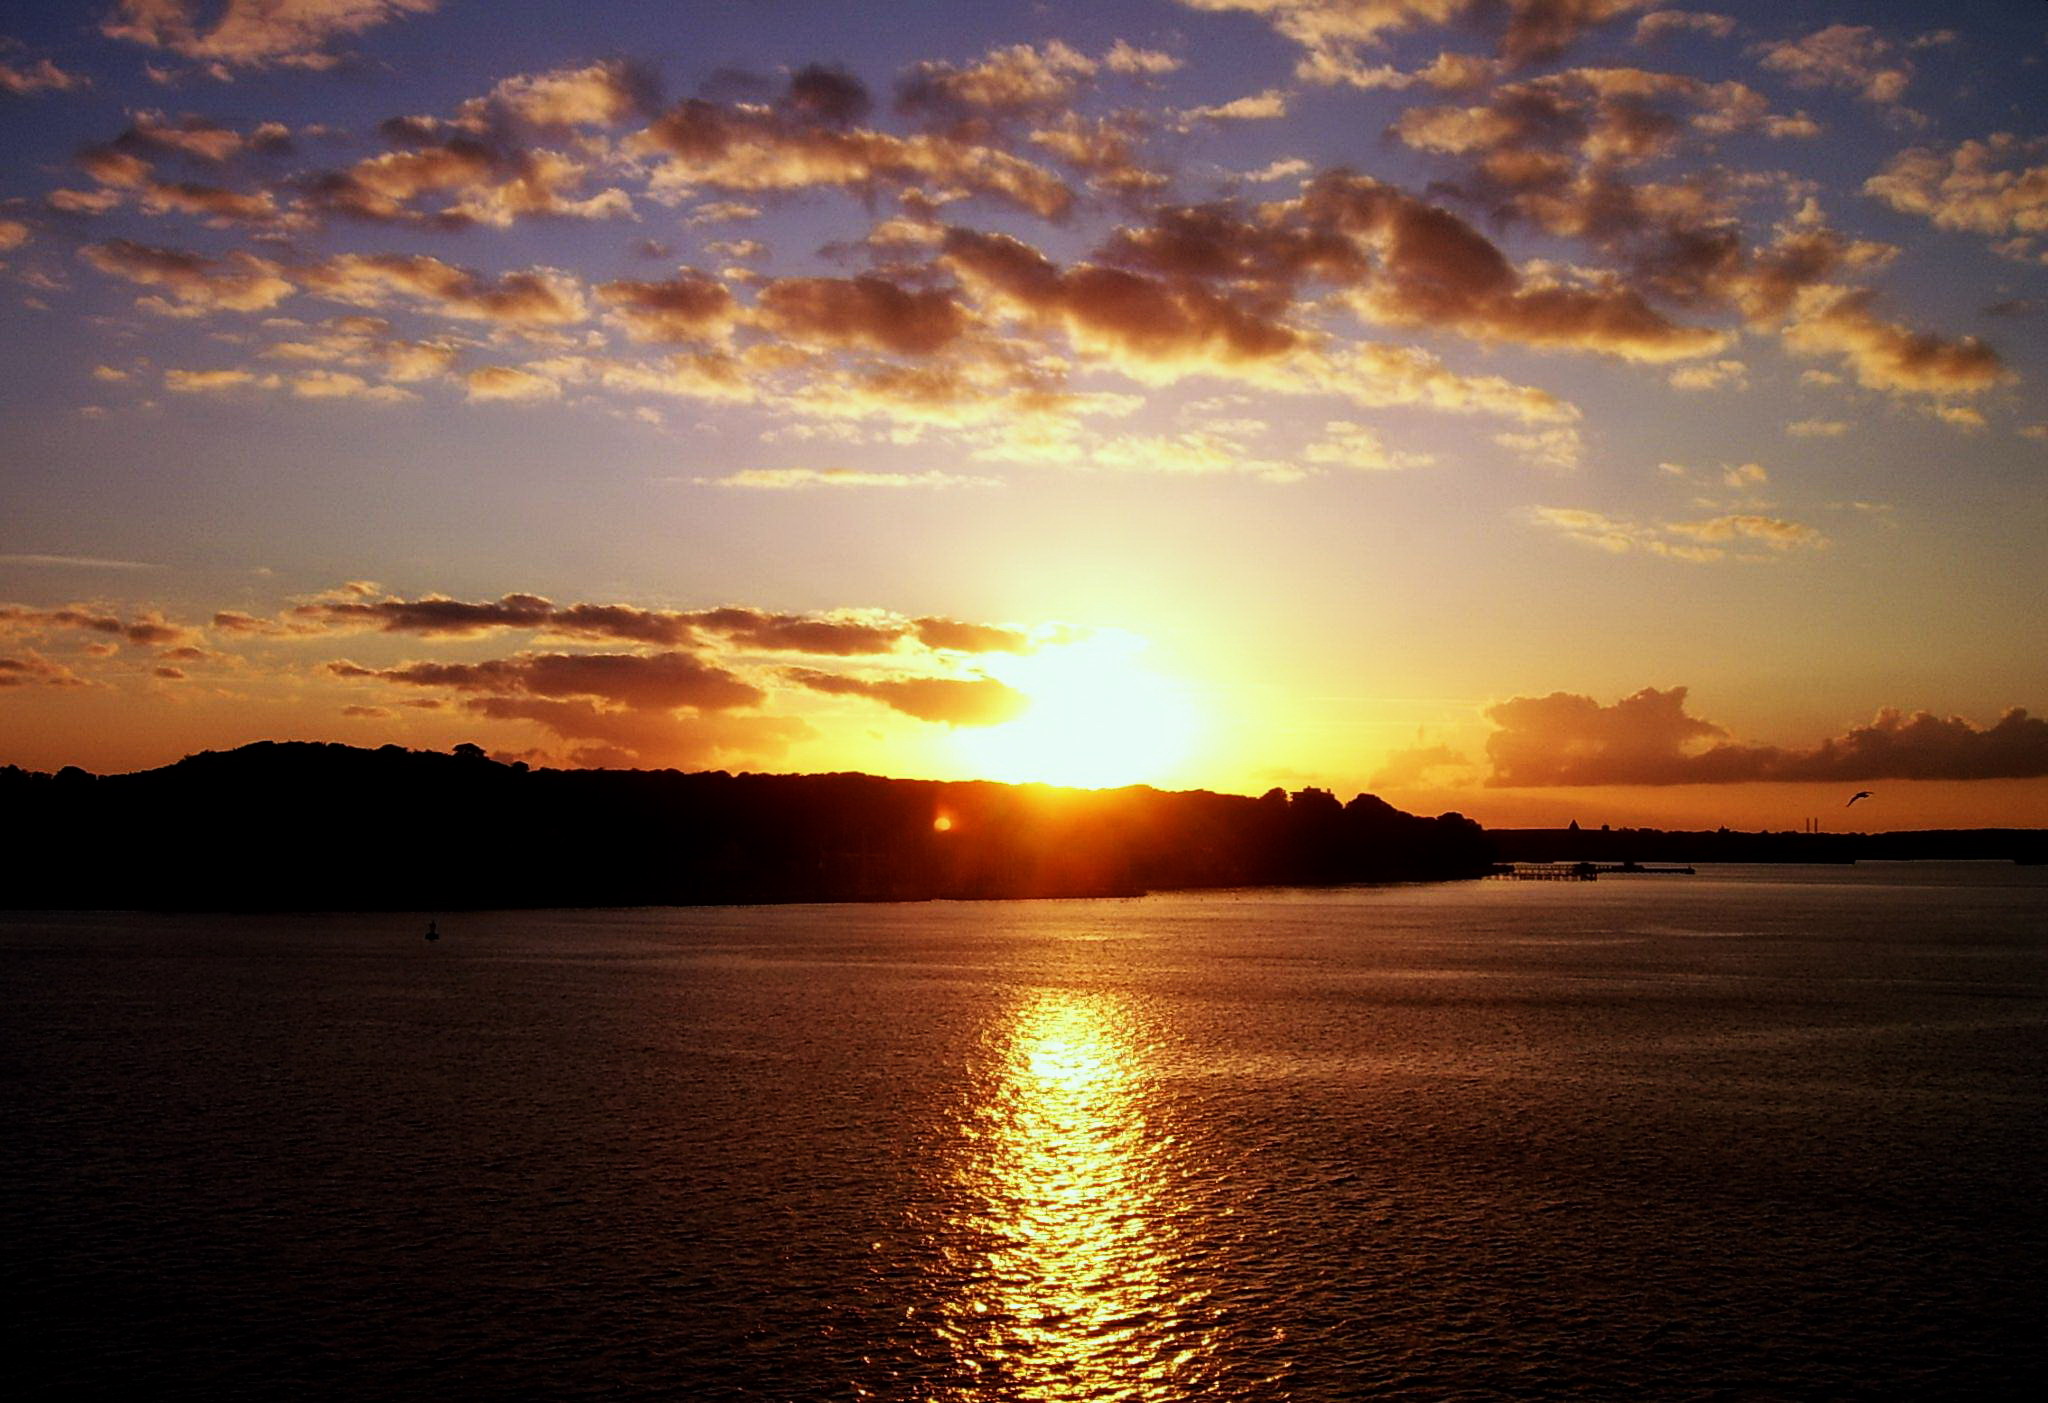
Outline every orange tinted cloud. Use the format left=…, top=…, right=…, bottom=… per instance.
left=79, top=238, right=293, bottom=314
left=596, top=270, right=738, bottom=343
left=299, top=252, right=587, bottom=325
left=756, top=275, right=970, bottom=356
left=102, top=0, right=438, bottom=71
left=330, top=650, right=764, bottom=711
left=785, top=667, right=1029, bottom=726
left=632, top=95, right=1073, bottom=219
left=1784, top=287, right=2008, bottom=395
left=1486, top=687, right=2048, bottom=785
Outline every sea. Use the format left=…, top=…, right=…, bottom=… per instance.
left=5, top=863, right=2044, bottom=1400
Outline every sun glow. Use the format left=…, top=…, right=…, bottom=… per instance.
left=952, top=632, right=1201, bottom=789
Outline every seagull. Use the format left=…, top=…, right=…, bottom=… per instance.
left=1846, top=791, right=1873, bottom=807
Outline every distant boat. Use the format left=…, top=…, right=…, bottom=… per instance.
left=425, top=918, right=439, bottom=942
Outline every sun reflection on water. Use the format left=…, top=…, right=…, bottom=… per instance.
left=936, top=988, right=1214, bottom=1399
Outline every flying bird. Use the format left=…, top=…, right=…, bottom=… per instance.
left=1846, top=791, right=1873, bottom=807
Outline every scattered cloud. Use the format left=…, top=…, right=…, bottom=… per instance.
left=699, top=468, right=998, bottom=490
left=1533, top=505, right=1823, bottom=560
left=1754, top=24, right=1914, bottom=108
left=1783, top=286, right=2008, bottom=396
left=102, top=0, right=439, bottom=71
left=1864, top=134, right=2048, bottom=243
left=1, top=56, right=90, bottom=95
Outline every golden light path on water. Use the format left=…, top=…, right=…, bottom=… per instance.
left=934, top=988, right=1222, bottom=1400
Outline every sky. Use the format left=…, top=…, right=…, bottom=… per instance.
left=1, top=0, right=2044, bottom=832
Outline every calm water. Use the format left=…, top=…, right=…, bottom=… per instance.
left=5, top=865, right=2045, bottom=1400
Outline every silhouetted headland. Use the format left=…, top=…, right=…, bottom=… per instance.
left=0, top=741, right=1495, bottom=910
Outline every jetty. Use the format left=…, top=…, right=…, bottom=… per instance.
left=1490, top=861, right=1697, bottom=881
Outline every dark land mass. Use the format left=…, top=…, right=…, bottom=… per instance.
left=6, top=743, right=2041, bottom=910
left=0, top=741, right=1495, bottom=910
left=1494, top=824, right=2048, bottom=865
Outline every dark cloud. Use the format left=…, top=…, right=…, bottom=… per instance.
left=330, top=650, right=764, bottom=712
left=1784, top=288, right=2008, bottom=395
left=596, top=270, right=739, bottom=343
left=783, top=64, right=871, bottom=127
left=0, top=603, right=199, bottom=648
left=298, top=253, right=587, bottom=325
left=230, top=587, right=1038, bottom=658
left=756, top=275, right=971, bottom=356
left=79, top=238, right=293, bottom=315
left=1486, top=686, right=2048, bottom=786
left=459, top=695, right=809, bottom=769
left=914, top=617, right=1033, bottom=653
left=0, top=652, right=89, bottom=688
left=945, top=226, right=1302, bottom=369
left=629, top=95, right=1073, bottom=219
left=785, top=668, right=1029, bottom=726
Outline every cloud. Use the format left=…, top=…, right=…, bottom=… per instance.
left=1485, top=686, right=2048, bottom=785
left=782, top=64, right=871, bottom=126
left=0, top=651, right=89, bottom=688
left=303, top=130, right=632, bottom=227
left=1755, top=24, right=1913, bottom=107
left=700, top=468, right=999, bottom=490
left=1104, top=41, right=1181, bottom=76
left=1495, top=426, right=1584, bottom=470
left=631, top=92, right=1073, bottom=219
left=1634, top=11, right=1735, bottom=45
left=1532, top=505, right=1823, bottom=560
left=785, top=667, right=1029, bottom=726
left=914, top=618, right=1033, bottom=653
left=1783, top=287, right=2007, bottom=396
left=1370, top=742, right=1471, bottom=788
left=1, top=57, right=90, bottom=95
left=755, top=274, right=970, bottom=356
left=1028, top=114, right=1167, bottom=194
left=299, top=253, right=587, bottom=326
left=1786, top=418, right=1848, bottom=437
left=165, top=367, right=279, bottom=393
left=102, top=0, right=438, bottom=71
left=458, top=695, right=809, bottom=769
left=244, top=587, right=1033, bottom=659
left=945, top=225, right=1303, bottom=371
left=1178, top=1, right=1651, bottom=69
left=331, top=650, right=764, bottom=712
left=1088, top=182, right=1725, bottom=365
left=594, top=270, right=739, bottom=343
left=0, top=603, right=199, bottom=648
left=260, top=315, right=459, bottom=383
left=896, top=40, right=1101, bottom=117
left=0, top=553, right=157, bottom=570
left=1667, top=358, right=1746, bottom=391
left=1304, top=173, right=1729, bottom=360
left=1179, top=90, right=1290, bottom=123
left=489, top=60, right=657, bottom=128
left=464, top=365, right=561, bottom=402
left=1864, top=134, right=2048, bottom=240
left=1302, top=420, right=1435, bottom=470
left=80, top=239, right=293, bottom=315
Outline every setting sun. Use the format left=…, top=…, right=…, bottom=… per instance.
left=952, top=633, right=1201, bottom=789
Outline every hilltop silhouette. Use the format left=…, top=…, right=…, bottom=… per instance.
left=0, top=741, right=1497, bottom=910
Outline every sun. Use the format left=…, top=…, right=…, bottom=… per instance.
left=951, top=632, right=1200, bottom=789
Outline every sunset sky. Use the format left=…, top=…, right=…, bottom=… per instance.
left=2, top=0, right=2044, bottom=831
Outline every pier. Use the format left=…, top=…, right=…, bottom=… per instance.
left=1489, top=861, right=1698, bottom=881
